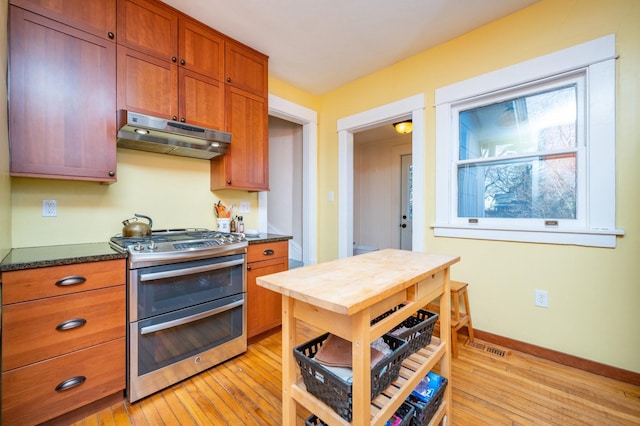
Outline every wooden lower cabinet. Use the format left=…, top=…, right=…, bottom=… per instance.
left=1, top=338, right=125, bottom=426
left=246, top=241, right=288, bottom=339
left=1, top=259, right=126, bottom=425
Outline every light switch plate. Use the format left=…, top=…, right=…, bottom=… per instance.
left=239, top=202, right=250, bottom=213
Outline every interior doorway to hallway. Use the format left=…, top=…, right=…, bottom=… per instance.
left=263, top=95, right=318, bottom=266
left=267, top=116, right=304, bottom=267
left=337, top=94, right=425, bottom=258
left=353, top=126, right=412, bottom=255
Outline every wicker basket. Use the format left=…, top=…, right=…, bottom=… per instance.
left=372, top=307, right=439, bottom=355
left=407, top=376, right=448, bottom=426
left=305, top=401, right=415, bottom=426
left=294, top=332, right=409, bottom=422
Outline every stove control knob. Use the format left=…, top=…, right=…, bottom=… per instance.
left=133, top=243, right=144, bottom=251
left=148, top=241, right=157, bottom=251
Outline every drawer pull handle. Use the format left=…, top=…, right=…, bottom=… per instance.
left=55, top=276, right=87, bottom=287
left=55, top=376, right=86, bottom=392
left=263, top=249, right=275, bottom=256
left=56, top=318, right=87, bottom=332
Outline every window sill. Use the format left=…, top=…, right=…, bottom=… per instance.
left=431, top=224, right=624, bottom=248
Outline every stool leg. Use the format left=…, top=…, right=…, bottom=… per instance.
left=452, top=290, right=461, bottom=322
left=451, top=326, right=459, bottom=358
left=462, top=288, right=475, bottom=342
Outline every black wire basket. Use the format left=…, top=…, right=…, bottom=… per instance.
left=305, top=401, right=415, bottom=426
left=372, top=307, right=439, bottom=356
left=294, top=332, right=409, bottom=422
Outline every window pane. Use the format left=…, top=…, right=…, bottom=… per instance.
left=458, top=154, right=576, bottom=219
left=459, top=85, right=577, bottom=160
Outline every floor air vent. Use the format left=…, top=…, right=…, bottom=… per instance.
left=464, top=339, right=510, bottom=358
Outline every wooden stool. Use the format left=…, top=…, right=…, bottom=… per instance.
left=450, top=280, right=474, bottom=358
left=427, top=280, right=475, bottom=358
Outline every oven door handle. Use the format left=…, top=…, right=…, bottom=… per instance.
left=140, top=299, right=244, bottom=335
left=139, top=259, right=245, bottom=282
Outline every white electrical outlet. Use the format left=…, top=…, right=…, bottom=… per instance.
left=42, top=199, right=57, bottom=217
left=534, top=289, right=549, bottom=308
left=239, top=202, right=250, bottom=213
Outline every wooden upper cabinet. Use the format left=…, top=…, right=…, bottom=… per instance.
left=10, top=0, right=116, bottom=40
left=180, top=68, right=225, bottom=130
left=225, top=40, right=268, bottom=96
left=180, top=17, right=224, bottom=81
left=116, top=0, right=224, bottom=130
left=116, top=0, right=177, bottom=60
left=211, top=86, right=269, bottom=191
left=117, top=45, right=178, bottom=120
left=9, top=6, right=117, bottom=182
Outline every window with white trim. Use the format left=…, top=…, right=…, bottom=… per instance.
left=434, top=35, right=623, bottom=248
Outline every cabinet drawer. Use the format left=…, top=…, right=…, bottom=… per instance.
left=247, top=241, right=288, bottom=263
left=1, top=338, right=125, bottom=426
left=2, top=286, right=125, bottom=371
left=1, top=259, right=125, bottom=304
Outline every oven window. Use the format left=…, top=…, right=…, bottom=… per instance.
left=136, top=254, right=245, bottom=318
left=136, top=295, right=244, bottom=375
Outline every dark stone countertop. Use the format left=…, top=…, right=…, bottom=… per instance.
left=0, top=242, right=127, bottom=272
left=245, top=233, right=292, bottom=244
left=0, top=234, right=292, bottom=272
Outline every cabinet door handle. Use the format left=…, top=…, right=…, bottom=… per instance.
left=108, top=170, right=115, bottom=177
left=226, top=77, right=232, bottom=83
left=263, top=249, right=275, bottom=256
left=107, top=32, right=114, bottom=39
left=180, top=59, right=186, bottom=65
left=55, top=376, right=86, bottom=392
left=171, top=57, right=177, bottom=62
left=56, top=318, right=87, bottom=332
left=226, top=180, right=232, bottom=185
left=247, top=265, right=252, bottom=271
left=55, top=276, right=86, bottom=287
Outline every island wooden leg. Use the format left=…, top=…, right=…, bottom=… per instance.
left=281, top=295, right=297, bottom=425
left=351, top=310, right=371, bottom=426
left=440, top=268, right=452, bottom=423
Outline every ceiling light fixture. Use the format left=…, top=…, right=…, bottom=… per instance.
left=393, top=120, right=412, bottom=134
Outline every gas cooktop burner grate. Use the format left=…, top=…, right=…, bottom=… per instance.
left=109, top=228, right=248, bottom=257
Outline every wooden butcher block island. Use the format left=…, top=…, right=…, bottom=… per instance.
left=257, top=249, right=460, bottom=425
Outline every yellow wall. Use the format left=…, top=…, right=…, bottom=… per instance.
left=305, top=0, right=639, bottom=373
left=10, top=149, right=261, bottom=247
left=0, top=0, right=10, bottom=260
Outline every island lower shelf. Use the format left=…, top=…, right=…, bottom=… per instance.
left=291, top=337, right=447, bottom=425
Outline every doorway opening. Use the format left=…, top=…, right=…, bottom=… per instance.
left=263, top=95, right=318, bottom=266
left=353, top=126, right=412, bottom=255
left=337, top=94, right=425, bottom=258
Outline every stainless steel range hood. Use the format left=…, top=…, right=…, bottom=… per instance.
left=116, top=110, right=231, bottom=160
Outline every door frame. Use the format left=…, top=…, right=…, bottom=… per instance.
left=262, top=94, right=318, bottom=266
left=337, top=94, right=425, bottom=258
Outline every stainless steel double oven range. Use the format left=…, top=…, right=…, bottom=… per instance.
left=110, top=229, right=248, bottom=402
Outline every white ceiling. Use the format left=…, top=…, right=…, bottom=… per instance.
left=162, top=0, right=540, bottom=96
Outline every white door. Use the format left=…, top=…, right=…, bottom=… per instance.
left=400, top=154, right=413, bottom=250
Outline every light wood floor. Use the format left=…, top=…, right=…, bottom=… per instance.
left=72, top=327, right=640, bottom=426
